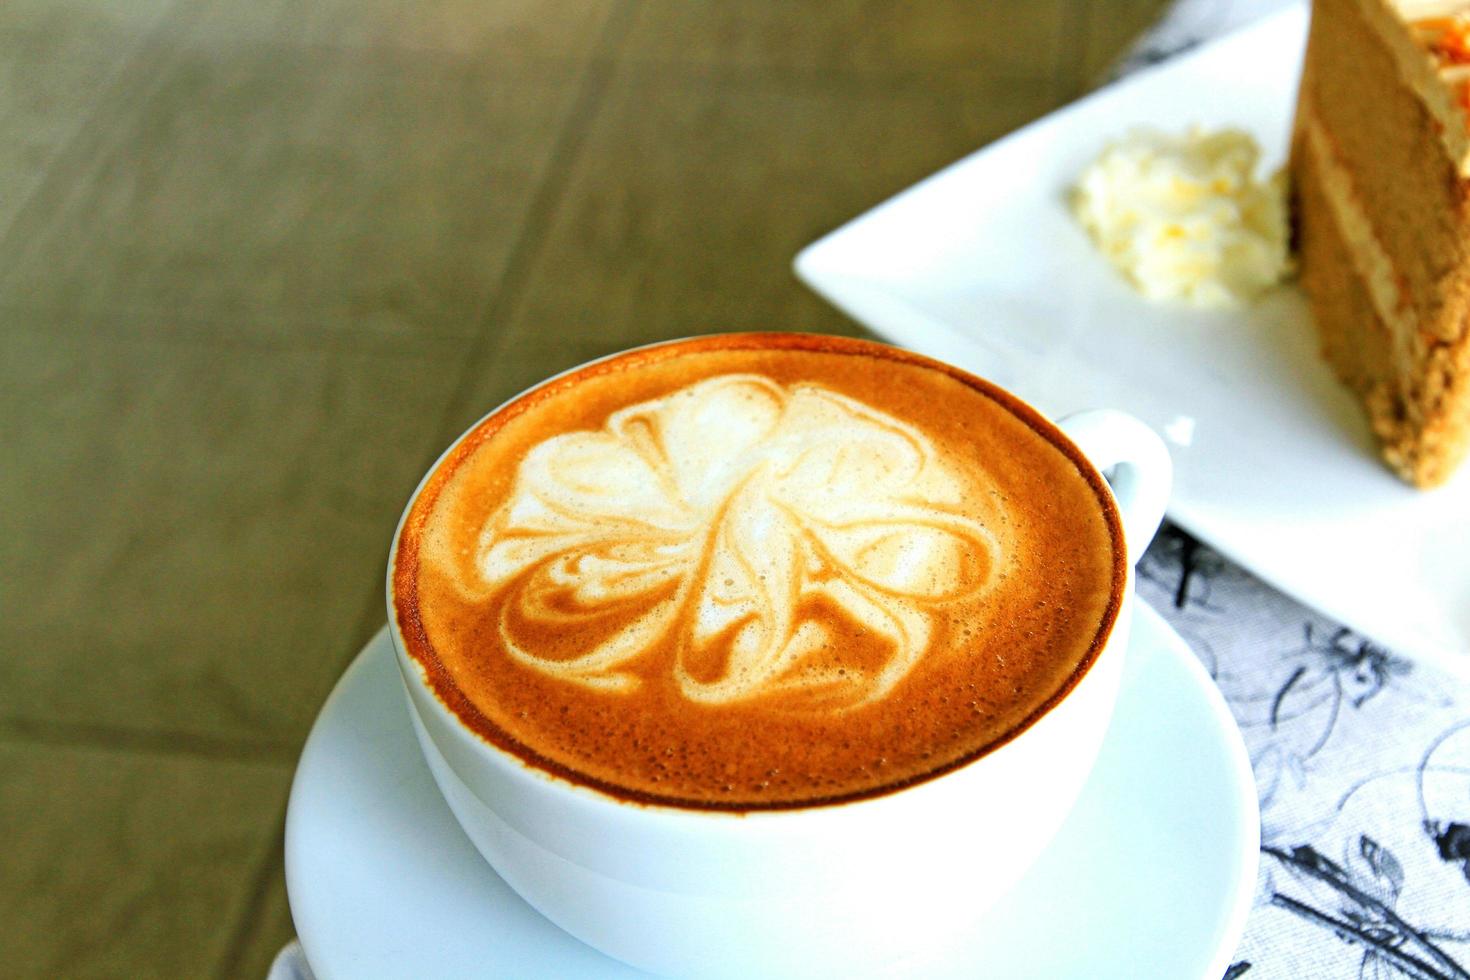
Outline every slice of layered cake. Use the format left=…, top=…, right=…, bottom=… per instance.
left=1293, top=0, right=1470, bottom=487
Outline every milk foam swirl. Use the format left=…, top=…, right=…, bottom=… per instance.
left=474, top=374, right=1002, bottom=708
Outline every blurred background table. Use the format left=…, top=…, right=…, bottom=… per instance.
left=17, top=1, right=1470, bottom=979
left=0, top=2, right=1178, bottom=974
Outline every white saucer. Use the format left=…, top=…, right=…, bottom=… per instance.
left=794, top=3, right=1470, bottom=673
left=285, top=603, right=1259, bottom=979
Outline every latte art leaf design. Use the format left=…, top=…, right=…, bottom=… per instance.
left=476, top=374, right=1003, bottom=708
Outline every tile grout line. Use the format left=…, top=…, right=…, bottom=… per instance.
left=0, top=716, right=298, bottom=766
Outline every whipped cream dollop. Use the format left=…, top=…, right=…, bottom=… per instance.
left=474, top=374, right=1001, bottom=709
left=1070, top=127, right=1292, bottom=307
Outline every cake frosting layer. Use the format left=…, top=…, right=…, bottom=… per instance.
left=1309, top=0, right=1470, bottom=344
left=1299, top=106, right=1417, bottom=351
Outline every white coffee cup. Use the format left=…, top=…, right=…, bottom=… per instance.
left=387, top=346, right=1170, bottom=979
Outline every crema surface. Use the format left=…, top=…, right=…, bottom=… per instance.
left=394, top=335, right=1123, bottom=809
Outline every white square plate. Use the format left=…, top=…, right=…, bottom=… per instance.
left=795, top=4, right=1470, bottom=674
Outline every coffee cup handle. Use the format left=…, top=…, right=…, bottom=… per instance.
left=1055, top=410, right=1173, bottom=565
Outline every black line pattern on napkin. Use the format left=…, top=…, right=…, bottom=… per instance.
left=1138, top=523, right=1470, bottom=979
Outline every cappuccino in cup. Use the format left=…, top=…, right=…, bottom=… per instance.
left=389, top=333, right=1167, bottom=977
left=393, top=333, right=1123, bottom=810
